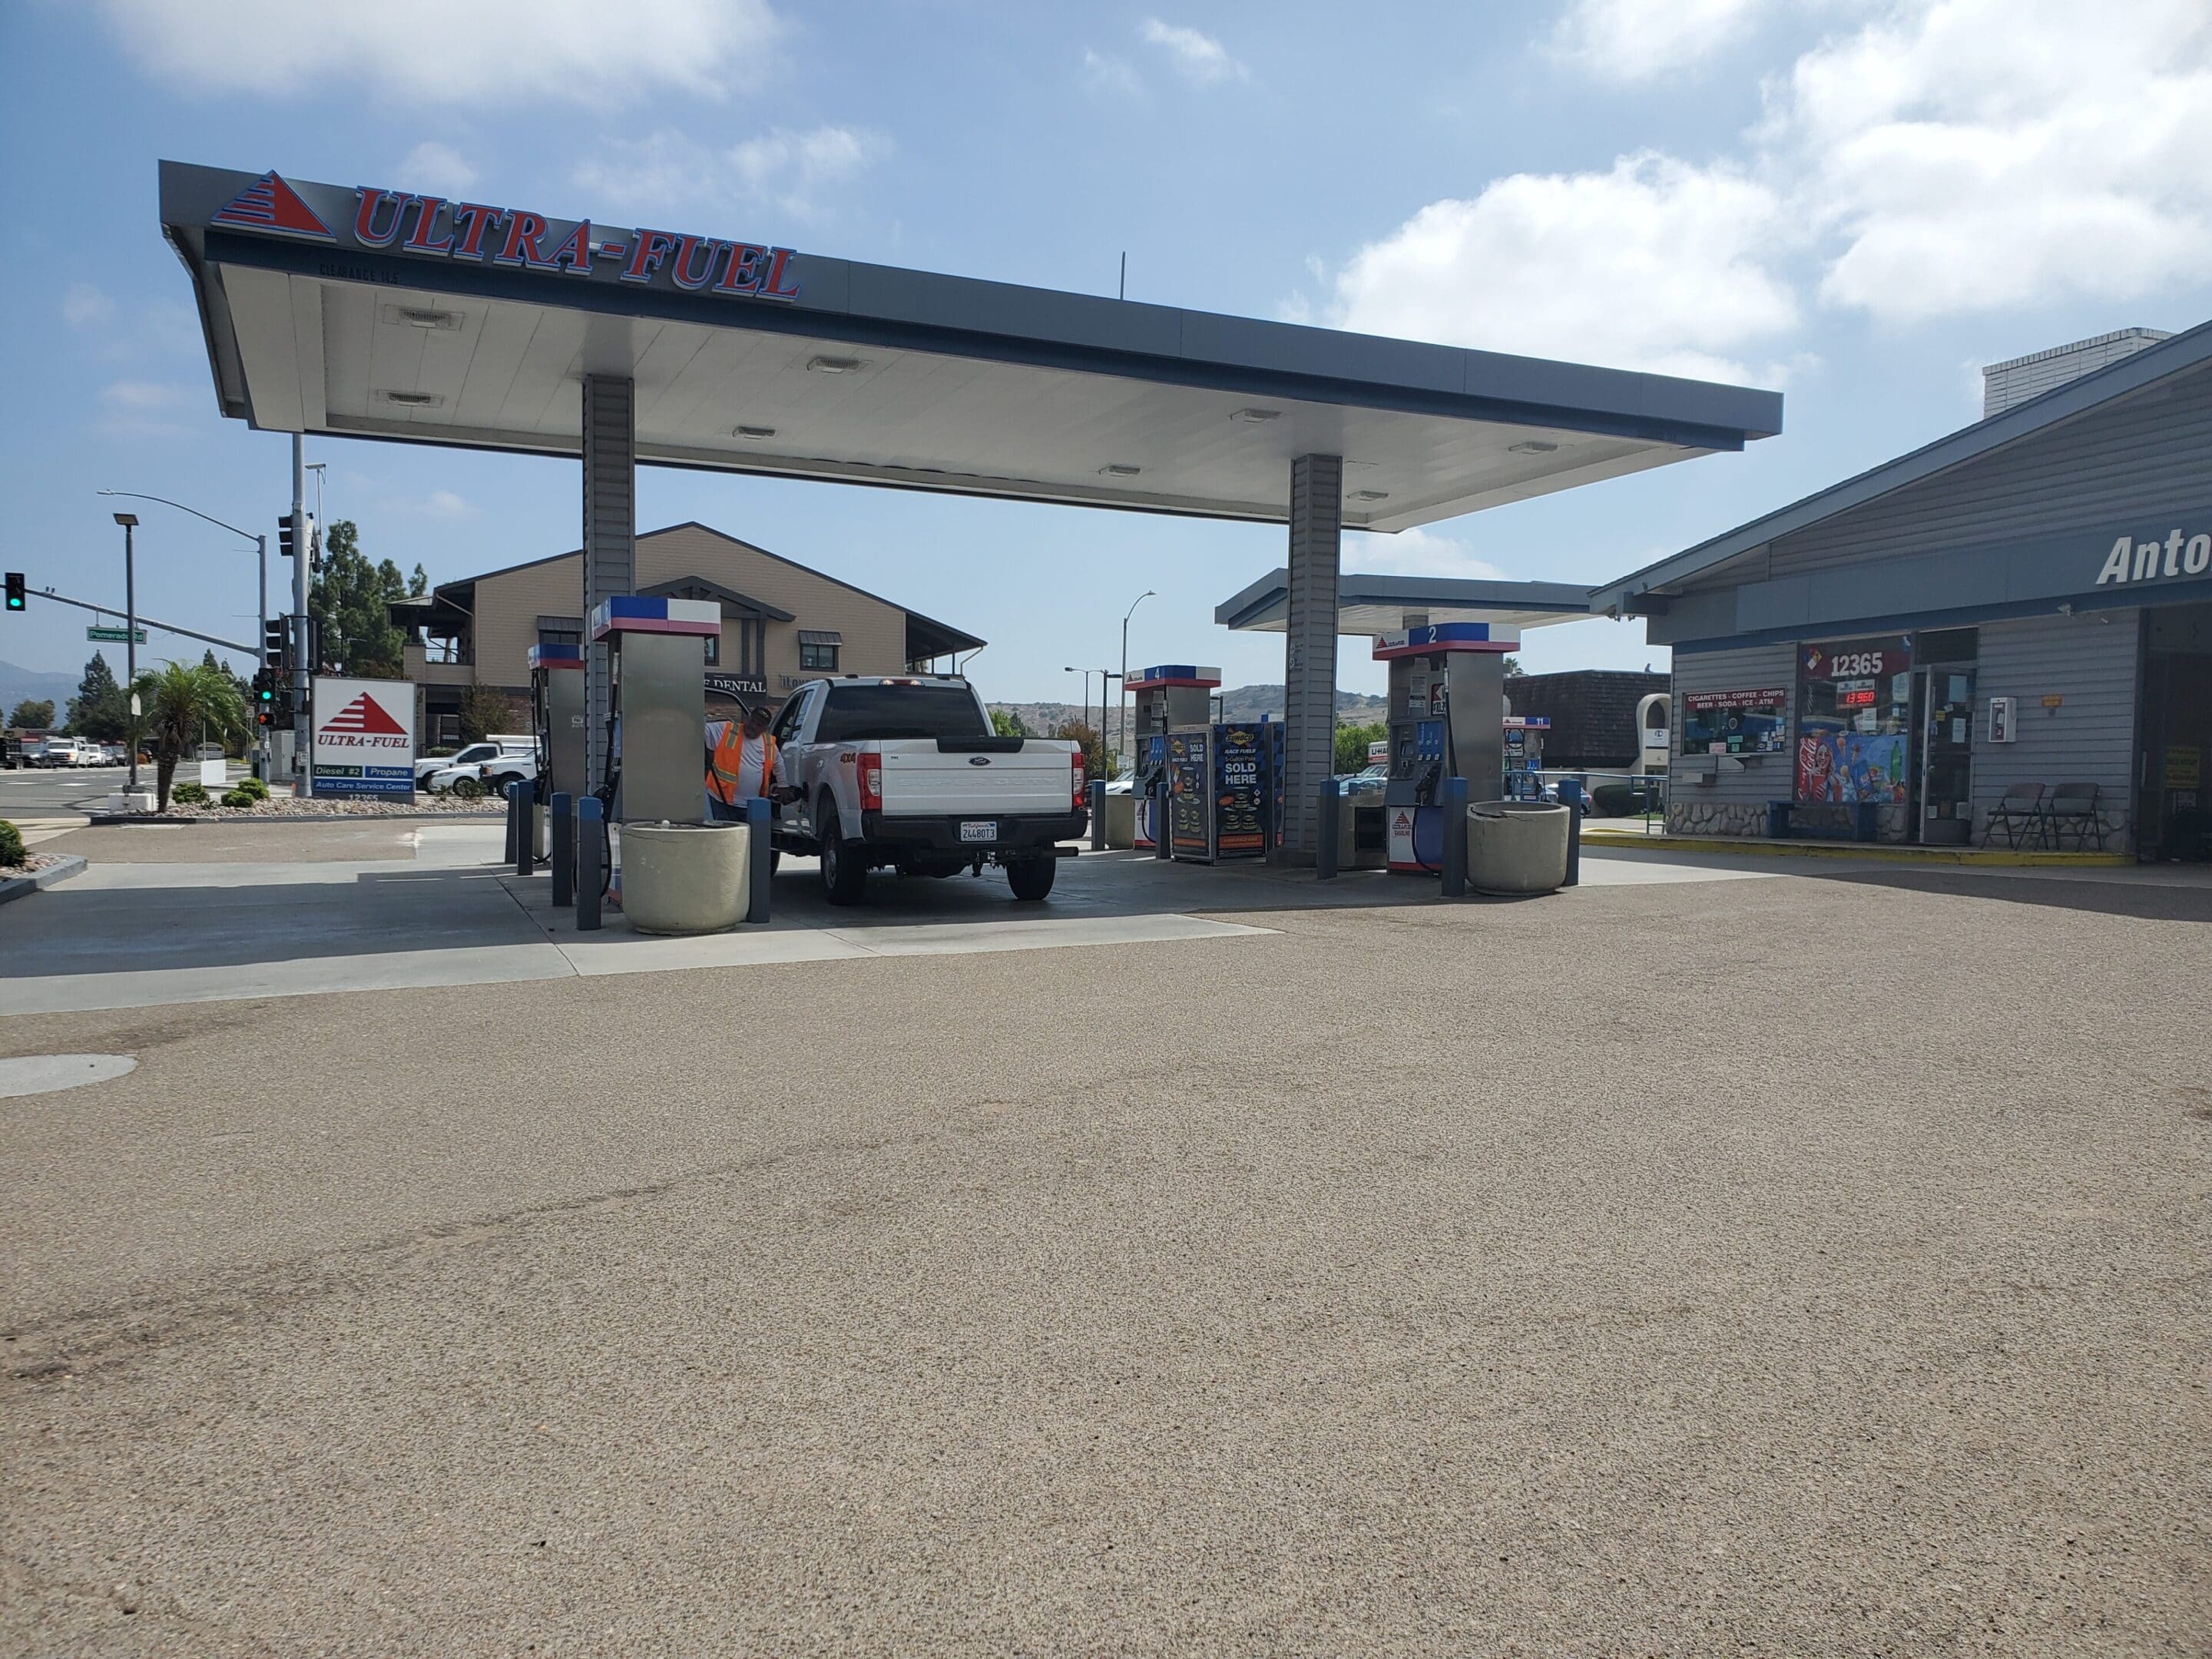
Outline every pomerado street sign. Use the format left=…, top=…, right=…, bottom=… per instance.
left=310, top=677, right=417, bottom=799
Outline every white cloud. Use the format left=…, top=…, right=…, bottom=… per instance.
left=100, top=380, right=191, bottom=411
left=91, top=0, right=780, bottom=104
left=575, top=124, right=886, bottom=221
left=1138, top=18, right=1247, bottom=84
left=1771, top=0, right=2212, bottom=323
left=1548, top=0, right=1768, bottom=81
left=1326, top=153, right=1798, bottom=382
left=1082, top=48, right=1143, bottom=96
left=419, top=490, right=475, bottom=520
left=63, top=284, right=114, bottom=327
left=1345, top=525, right=1509, bottom=580
left=398, top=142, right=478, bottom=196
left=95, top=379, right=197, bottom=437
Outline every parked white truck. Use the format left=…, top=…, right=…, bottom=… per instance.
left=770, top=677, right=1086, bottom=903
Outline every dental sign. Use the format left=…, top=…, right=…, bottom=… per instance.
left=2096, top=521, right=2211, bottom=587
left=210, top=171, right=802, bottom=303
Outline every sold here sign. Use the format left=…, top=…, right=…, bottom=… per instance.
left=310, top=677, right=416, bottom=799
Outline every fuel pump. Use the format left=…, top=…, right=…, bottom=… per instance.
left=1375, top=623, right=1517, bottom=872
left=528, top=642, right=587, bottom=854
left=1125, top=665, right=1220, bottom=850
left=588, top=595, right=720, bottom=824
left=1502, top=714, right=1549, bottom=799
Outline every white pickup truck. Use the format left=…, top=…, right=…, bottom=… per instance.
left=770, top=677, right=1086, bottom=903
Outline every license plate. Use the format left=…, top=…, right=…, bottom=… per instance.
left=959, top=820, right=997, bottom=843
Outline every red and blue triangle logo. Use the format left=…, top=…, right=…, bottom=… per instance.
left=212, top=171, right=334, bottom=241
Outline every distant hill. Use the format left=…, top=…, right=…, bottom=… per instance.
left=0, top=660, right=78, bottom=725
left=987, top=683, right=1387, bottom=739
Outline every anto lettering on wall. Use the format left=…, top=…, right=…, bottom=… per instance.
left=2095, top=525, right=2211, bottom=586
left=211, top=171, right=803, bottom=304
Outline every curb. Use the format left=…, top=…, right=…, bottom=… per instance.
left=1579, top=829, right=2133, bottom=868
left=84, top=810, right=505, bottom=827
left=0, top=855, right=88, bottom=908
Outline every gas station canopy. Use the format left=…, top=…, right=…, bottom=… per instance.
left=1216, top=570, right=1596, bottom=635
left=160, top=162, right=1780, bottom=533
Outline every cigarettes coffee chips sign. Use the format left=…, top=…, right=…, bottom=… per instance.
left=311, top=677, right=417, bottom=799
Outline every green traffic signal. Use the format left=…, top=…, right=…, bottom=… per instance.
left=3, top=571, right=23, bottom=611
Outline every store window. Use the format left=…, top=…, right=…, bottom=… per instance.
left=800, top=637, right=840, bottom=673
left=1796, top=634, right=1912, bottom=804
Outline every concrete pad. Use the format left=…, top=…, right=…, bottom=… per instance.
left=0, top=1052, right=137, bottom=1098
left=0, top=944, right=574, bottom=1017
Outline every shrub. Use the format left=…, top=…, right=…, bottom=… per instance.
left=0, top=820, right=24, bottom=868
left=237, top=775, right=270, bottom=801
left=220, top=787, right=256, bottom=809
left=1591, top=783, right=1637, bottom=818
left=172, top=781, right=210, bottom=806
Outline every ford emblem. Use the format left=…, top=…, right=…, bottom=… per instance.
left=969, top=755, right=991, bottom=766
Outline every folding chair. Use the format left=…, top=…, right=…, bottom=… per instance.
left=2044, top=782, right=2103, bottom=851
left=1982, top=781, right=2045, bottom=849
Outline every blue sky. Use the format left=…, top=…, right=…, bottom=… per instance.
left=3, top=0, right=2207, bottom=703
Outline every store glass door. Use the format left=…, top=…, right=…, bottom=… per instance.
left=2140, top=604, right=2212, bottom=861
left=1916, top=665, right=1975, bottom=843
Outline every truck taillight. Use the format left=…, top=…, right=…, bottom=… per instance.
left=1071, top=750, right=1086, bottom=808
left=858, top=751, right=882, bottom=810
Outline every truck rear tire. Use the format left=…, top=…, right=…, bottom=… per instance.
left=820, top=814, right=867, bottom=906
left=1005, top=856, right=1056, bottom=901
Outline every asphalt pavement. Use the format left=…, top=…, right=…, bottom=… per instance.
left=1, top=839, right=2207, bottom=1655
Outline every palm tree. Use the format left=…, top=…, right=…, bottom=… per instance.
left=131, top=661, right=247, bottom=811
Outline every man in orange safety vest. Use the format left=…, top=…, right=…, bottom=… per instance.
left=705, top=701, right=785, bottom=821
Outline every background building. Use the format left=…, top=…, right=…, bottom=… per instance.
left=1595, top=323, right=2212, bottom=859
left=392, top=522, right=982, bottom=745
left=1505, top=670, right=1667, bottom=771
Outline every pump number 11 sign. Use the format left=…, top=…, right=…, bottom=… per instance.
left=310, top=676, right=418, bottom=798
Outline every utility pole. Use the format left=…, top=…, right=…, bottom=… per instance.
left=112, top=512, right=140, bottom=793
left=291, top=433, right=309, bottom=796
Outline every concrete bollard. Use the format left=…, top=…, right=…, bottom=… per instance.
left=512, top=783, right=535, bottom=878
left=745, top=795, right=772, bottom=926
left=1565, top=800, right=1583, bottom=888
left=1088, top=780, right=1106, bottom=852
left=576, top=798, right=603, bottom=932
left=502, top=780, right=518, bottom=864
left=550, top=790, right=574, bottom=908
left=1154, top=779, right=1171, bottom=859
left=1316, top=776, right=1340, bottom=881
left=1439, top=776, right=1469, bottom=898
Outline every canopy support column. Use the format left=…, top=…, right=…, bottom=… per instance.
left=582, top=375, right=635, bottom=792
left=1277, top=453, right=1342, bottom=863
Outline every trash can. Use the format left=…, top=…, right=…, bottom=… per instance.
left=1466, top=800, right=1571, bottom=895
left=620, top=821, right=750, bottom=935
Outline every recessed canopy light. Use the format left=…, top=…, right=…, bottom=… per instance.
left=807, top=356, right=863, bottom=374
left=1231, top=407, right=1281, bottom=423
left=379, top=389, right=445, bottom=408
left=1508, top=439, right=1560, bottom=454
left=1099, top=463, right=1142, bottom=477
left=384, top=304, right=462, bottom=331
left=1349, top=488, right=1389, bottom=502
left=733, top=424, right=777, bottom=439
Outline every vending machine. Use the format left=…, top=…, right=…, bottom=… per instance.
left=1375, top=624, right=1517, bottom=873
left=1126, top=665, right=1220, bottom=850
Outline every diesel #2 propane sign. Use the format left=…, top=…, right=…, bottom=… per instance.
left=311, top=677, right=417, bottom=799
left=208, top=170, right=803, bottom=303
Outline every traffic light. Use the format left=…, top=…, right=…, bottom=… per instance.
left=263, top=618, right=287, bottom=669
left=277, top=518, right=296, bottom=560
left=4, top=571, right=23, bottom=612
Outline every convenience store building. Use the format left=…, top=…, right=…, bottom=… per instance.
left=1592, top=326, right=2212, bottom=859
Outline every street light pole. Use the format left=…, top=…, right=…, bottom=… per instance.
left=112, top=513, right=139, bottom=791
left=291, top=434, right=309, bottom=796
left=1120, top=589, right=1154, bottom=770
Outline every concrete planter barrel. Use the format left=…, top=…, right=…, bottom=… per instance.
left=1466, top=800, right=1571, bottom=896
left=621, top=822, right=750, bottom=935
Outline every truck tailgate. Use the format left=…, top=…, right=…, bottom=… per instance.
left=879, top=744, right=1074, bottom=816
